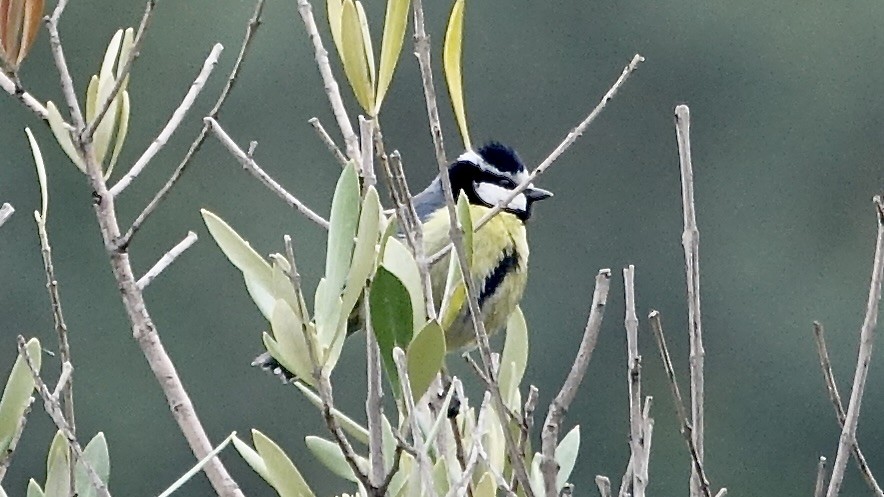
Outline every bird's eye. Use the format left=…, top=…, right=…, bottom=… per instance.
left=496, top=177, right=517, bottom=189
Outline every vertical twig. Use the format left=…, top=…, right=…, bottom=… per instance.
left=540, top=269, right=612, bottom=497
left=595, top=476, right=612, bottom=497
left=812, top=322, right=884, bottom=496
left=814, top=456, right=828, bottom=497
left=624, top=265, right=648, bottom=497
left=825, top=197, right=884, bottom=497
left=674, top=104, right=705, bottom=497
left=411, top=0, right=447, bottom=169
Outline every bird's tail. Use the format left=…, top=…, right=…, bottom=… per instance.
left=251, top=352, right=297, bottom=383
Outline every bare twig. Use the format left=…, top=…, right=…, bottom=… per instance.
left=45, top=0, right=85, bottom=130
left=120, top=0, right=266, bottom=247
left=136, top=231, right=198, bottom=290
left=82, top=0, right=156, bottom=141
left=18, top=337, right=111, bottom=497
left=540, top=269, right=612, bottom=497
left=623, top=266, right=649, bottom=497
left=674, top=104, right=706, bottom=497
left=815, top=456, right=828, bottom=497
left=474, top=54, right=644, bottom=230
left=204, top=117, right=330, bottom=229
left=110, top=43, right=223, bottom=197
left=813, top=322, right=884, bottom=496
left=411, top=0, right=447, bottom=169
left=393, top=348, right=441, bottom=497
left=649, top=311, right=716, bottom=497
left=825, top=197, right=884, bottom=497
left=364, top=294, right=385, bottom=488
left=295, top=0, right=359, bottom=162
left=0, top=73, right=49, bottom=119
left=309, top=117, right=348, bottom=167
left=595, top=476, right=612, bottom=497
left=0, top=203, right=13, bottom=228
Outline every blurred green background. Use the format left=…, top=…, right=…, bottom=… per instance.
left=2, top=0, right=884, bottom=495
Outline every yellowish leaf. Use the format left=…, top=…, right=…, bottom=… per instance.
left=443, top=0, right=470, bottom=149
left=375, top=0, right=410, bottom=113
left=341, top=0, right=374, bottom=113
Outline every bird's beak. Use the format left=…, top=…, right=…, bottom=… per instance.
left=525, top=185, right=553, bottom=202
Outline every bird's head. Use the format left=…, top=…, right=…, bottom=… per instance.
left=448, top=142, right=553, bottom=221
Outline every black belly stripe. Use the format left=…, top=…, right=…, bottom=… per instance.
left=478, top=250, right=520, bottom=307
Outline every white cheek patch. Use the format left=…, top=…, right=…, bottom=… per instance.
left=475, top=182, right=527, bottom=212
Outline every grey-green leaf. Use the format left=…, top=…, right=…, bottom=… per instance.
left=0, top=337, right=40, bottom=455
left=232, top=435, right=270, bottom=483
left=74, top=432, right=110, bottom=497
left=253, top=429, right=316, bottom=497
left=499, top=306, right=527, bottom=410
left=325, top=162, right=360, bottom=296
left=555, top=425, right=580, bottom=490
left=44, top=431, right=69, bottom=497
left=305, top=435, right=365, bottom=482
left=26, top=480, right=44, bottom=497
left=406, top=320, right=445, bottom=402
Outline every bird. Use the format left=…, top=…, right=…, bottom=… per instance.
left=254, top=141, right=552, bottom=379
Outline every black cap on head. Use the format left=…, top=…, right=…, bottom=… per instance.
left=477, top=141, right=525, bottom=175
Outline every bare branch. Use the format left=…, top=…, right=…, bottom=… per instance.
left=309, top=117, right=348, bottom=167
left=411, top=0, right=447, bottom=169
left=82, top=0, right=157, bottom=141
left=295, top=0, right=360, bottom=162
left=674, top=104, right=706, bottom=497
left=815, top=456, right=828, bottom=497
left=137, top=231, right=198, bottom=290
left=812, top=322, right=884, bottom=495
left=825, top=197, right=884, bottom=497
left=540, top=269, right=612, bottom=496
left=0, top=72, right=49, bottom=119
left=0, top=203, right=13, bottom=228
left=121, top=0, right=266, bottom=247
left=204, top=117, right=330, bottom=229
left=45, top=0, right=85, bottom=131
left=474, top=54, right=644, bottom=230
left=595, top=476, right=612, bottom=497
left=110, top=43, right=223, bottom=197
left=624, top=266, right=648, bottom=497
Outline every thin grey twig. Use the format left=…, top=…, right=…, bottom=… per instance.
left=309, top=117, right=348, bottom=167
left=204, top=117, right=330, bottom=229
left=623, top=266, right=648, bottom=497
left=83, top=0, right=157, bottom=141
left=18, top=337, right=111, bottom=497
left=45, top=0, right=85, bottom=131
left=825, top=197, right=884, bottom=497
left=120, top=0, right=265, bottom=247
left=649, top=311, right=715, bottom=497
left=674, top=104, right=705, bottom=497
left=815, top=456, right=828, bottom=497
left=110, top=43, right=223, bottom=197
left=365, top=292, right=385, bottom=488
left=360, top=116, right=376, bottom=187
left=136, top=231, right=198, bottom=290
left=0, top=72, right=49, bottom=119
left=813, top=322, right=884, bottom=496
left=540, top=269, right=612, bottom=497
left=595, top=476, right=612, bottom=497
left=295, top=0, right=359, bottom=162
left=474, top=54, right=644, bottom=230
left=411, top=0, right=447, bottom=169
left=0, top=203, right=13, bottom=228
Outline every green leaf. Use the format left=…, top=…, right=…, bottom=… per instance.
left=269, top=254, right=300, bottom=314
left=74, top=432, right=110, bottom=497
left=46, top=101, right=85, bottom=172
left=233, top=435, right=270, bottom=483
left=327, top=0, right=345, bottom=61
left=374, top=0, right=410, bottom=113
left=305, top=435, right=367, bottom=482
left=474, top=472, right=495, bottom=497
left=253, top=430, right=316, bottom=497
left=499, top=305, right=527, bottom=411
left=370, top=266, right=414, bottom=393
left=26, top=480, right=44, bottom=497
left=0, top=337, right=40, bottom=455
left=555, top=425, right=580, bottom=491
left=158, top=432, right=236, bottom=497
left=326, top=161, right=360, bottom=293
left=293, top=382, right=369, bottom=444
left=104, top=90, right=129, bottom=180
left=406, top=320, right=445, bottom=402
left=355, top=1, right=375, bottom=88
left=387, top=451, right=413, bottom=497
left=340, top=0, right=375, bottom=113
left=341, top=186, right=382, bottom=320
left=44, top=431, right=69, bottom=497
left=201, top=209, right=275, bottom=320
left=25, top=127, right=47, bottom=220
left=382, top=237, right=425, bottom=330
left=482, top=405, right=505, bottom=475
left=529, top=452, right=545, bottom=497
left=270, top=300, right=314, bottom=384
left=443, top=0, right=469, bottom=149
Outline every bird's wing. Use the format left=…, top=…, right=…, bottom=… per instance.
left=412, top=177, right=446, bottom=223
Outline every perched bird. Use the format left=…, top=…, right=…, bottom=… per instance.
left=255, top=142, right=552, bottom=378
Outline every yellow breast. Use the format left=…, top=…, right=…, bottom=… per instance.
left=422, top=204, right=529, bottom=350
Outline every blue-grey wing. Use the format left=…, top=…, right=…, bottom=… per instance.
left=412, top=177, right=446, bottom=223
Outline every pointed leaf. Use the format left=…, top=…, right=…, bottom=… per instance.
left=46, top=101, right=85, bottom=172
left=270, top=300, right=314, bottom=384
left=16, top=0, right=43, bottom=66
left=0, top=337, right=40, bottom=455
left=375, top=0, right=410, bottom=112
left=104, top=90, right=129, bottom=180
left=327, top=0, right=345, bottom=60
left=26, top=480, right=44, bottom=497
left=474, top=472, right=495, bottom=497
left=443, top=0, right=469, bottom=149
left=341, top=186, right=381, bottom=319
left=387, top=451, right=412, bottom=497
left=354, top=1, right=375, bottom=88
left=340, top=0, right=374, bottom=113
left=253, top=430, right=317, bottom=497
left=406, top=320, right=445, bottom=402
left=555, top=425, right=580, bottom=490
left=74, top=432, right=110, bottom=497
left=499, top=305, right=527, bottom=410
left=325, top=163, right=360, bottom=299
left=382, top=237, right=425, bottom=330
left=293, top=382, right=369, bottom=444
left=201, top=209, right=275, bottom=320
left=529, top=452, right=545, bottom=497
left=370, top=266, right=414, bottom=392
left=85, top=75, right=99, bottom=123
left=25, top=127, right=47, bottom=219
left=305, top=435, right=366, bottom=482
left=3, top=0, right=24, bottom=63
left=44, top=431, right=69, bottom=497
left=232, top=435, right=270, bottom=483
